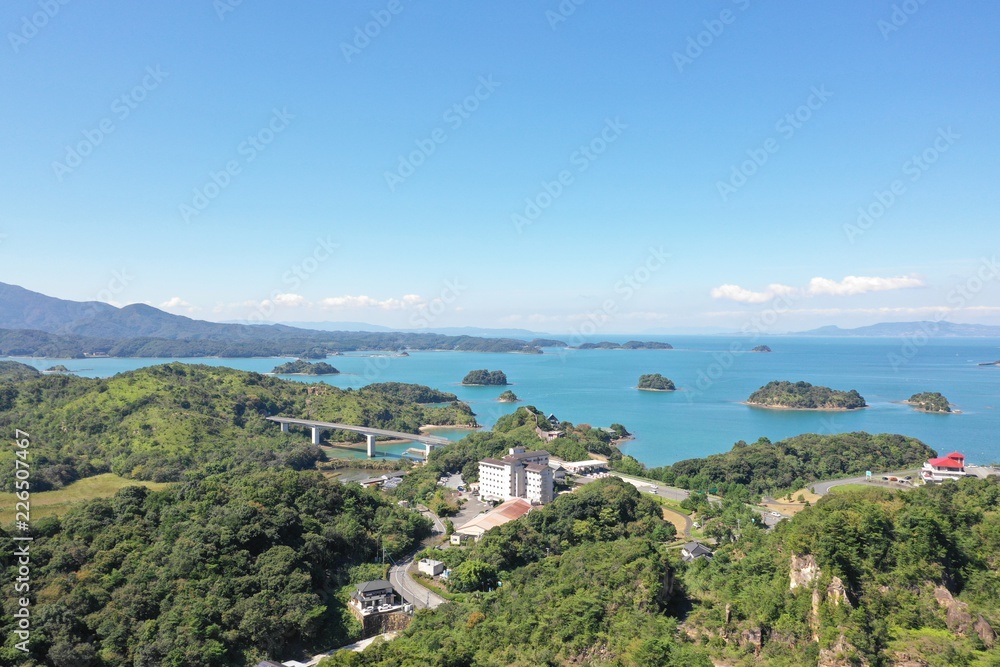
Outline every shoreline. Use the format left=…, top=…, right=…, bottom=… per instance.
left=419, top=424, right=481, bottom=432
left=899, top=400, right=960, bottom=414
left=742, top=401, right=868, bottom=412
left=637, top=387, right=676, bottom=392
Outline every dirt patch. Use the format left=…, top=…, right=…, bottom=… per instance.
left=662, top=508, right=689, bottom=537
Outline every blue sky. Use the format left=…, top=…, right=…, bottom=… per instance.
left=1, top=0, right=998, bottom=333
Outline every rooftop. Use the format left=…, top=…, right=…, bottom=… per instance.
left=456, top=497, right=533, bottom=535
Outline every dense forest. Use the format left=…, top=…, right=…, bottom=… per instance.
left=461, top=370, right=508, bottom=386
left=908, top=392, right=952, bottom=413
left=319, top=475, right=1000, bottom=667
left=271, top=360, right=340, bottom=375
left=628, top=432, right=935, bottom=497
left=747, top=381, right=867, bottom=410
left=637, top=373, right=676, bottom=391
left=0, top=362, right=475, bottom=491
left=0, top=468, right=431, bottom=665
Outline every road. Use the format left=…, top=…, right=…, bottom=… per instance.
left=388, top=555, right=445, bottom=610
left=812, top=470, right=918, bottom=495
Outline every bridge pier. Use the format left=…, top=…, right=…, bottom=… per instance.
left=311, top=426, right=322, bottom=445
left=366, top=434, right=377, bottom=458
left=424, top=443, right=432, bottom=457
left=280, top=422, right=289, bottom=433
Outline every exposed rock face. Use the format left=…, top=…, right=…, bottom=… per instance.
left=827, top=576, right=852, bottom=608
left=790, top=554, right=820, bottom=590
left=817, top=634, right=870, bottom=667
left=891, top=652, right=929, bottom=666
left=739, top=627, right=763, bottom=652
left=974, top=615, right=997, bottom=647
left=933, top=585, right=974, bottom=635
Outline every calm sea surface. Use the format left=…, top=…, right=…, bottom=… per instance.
left=9, top=336, right=1000, bottom=467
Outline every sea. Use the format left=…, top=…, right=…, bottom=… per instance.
left=8, top=335, right=1000, bottom=468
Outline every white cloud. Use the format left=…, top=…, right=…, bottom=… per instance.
left=711, top=275, right=924, bottom=303
left=710, top=283, right=797, bottom=304
left=160, top=296, right=192, bottom=309
left=273, top=293, right=306, bottom=306
left=319, top=294, right=426, bottom=311
left=807, top=275, right=924, bottom=296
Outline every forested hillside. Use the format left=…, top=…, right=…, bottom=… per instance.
left=0, top=362, right=475, bottom=491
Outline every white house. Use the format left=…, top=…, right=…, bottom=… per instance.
left=921, top=451, right=970, bottom=483
left=418, top=558, right=444, bottom=576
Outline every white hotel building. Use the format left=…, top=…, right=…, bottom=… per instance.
left=479, top=447, right=554, bottom=505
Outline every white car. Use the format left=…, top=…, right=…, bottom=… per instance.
left=770, top=511, right=782, bottom=517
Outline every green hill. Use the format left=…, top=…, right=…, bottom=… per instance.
left=0, top=363, right=476, bottom=491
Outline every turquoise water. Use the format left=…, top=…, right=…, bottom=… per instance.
left=9, top=335, right=1000, bottom=467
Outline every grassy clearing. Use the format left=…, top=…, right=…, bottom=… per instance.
left=829, top=483, right=880, bottom=494
left=0, top=473, right=172, bottom=524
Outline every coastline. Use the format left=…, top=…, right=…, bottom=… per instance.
left=742, top=401, right=868, bottom=412
left=899, top=400, right=960, bottom=414
left=637, top=387, right=676, bottom=392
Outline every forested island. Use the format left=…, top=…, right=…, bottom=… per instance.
left=575, top=340, right=673, bottom=350
left=497, top=390, right=519, bottom=402
left=906, top=391, right=953, bottom=413
left=44, top=364, right=72, bottom=372
left=751, top=344, right=772, bottom=352
left=271, top=359, right=340, bottom=375
left=637, top=373, right=676, bottom=391
left=747, top=380, right=866, bottom=410
left=462, top=369, right=508, bottom=386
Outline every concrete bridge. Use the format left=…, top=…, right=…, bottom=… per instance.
left=267, top=416, right=451, bottom=457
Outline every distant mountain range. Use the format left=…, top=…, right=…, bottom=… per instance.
left=0, top=282, right=542, bottom=357
left=796, top=321, right=1000, bottom=337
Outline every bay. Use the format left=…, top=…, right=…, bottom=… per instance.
left=8, top=335, right=1000, bottom=467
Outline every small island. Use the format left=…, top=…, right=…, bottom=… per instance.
left=747, top=380, right=866, bottom=410
left=906, top=391, right=953, bottom=413
left=45, top=364, right=73, bottom=372
left=978, top=360, right=1000, bottom=366
left=637, top=373, right=676, bottom=391
left=576, top=341, right=673, bottom=350
left=462, top=369, right=508, bottom=386
left=497, top=390, right=519, bottom=402
left=751, top=345, right=772, bottom=353
left=271, top=360, right=340, bottom=375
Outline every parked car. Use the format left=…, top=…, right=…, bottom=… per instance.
left=378, top=604, right=393, bottom=612
left=770, top=511, right=782, bottom=517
